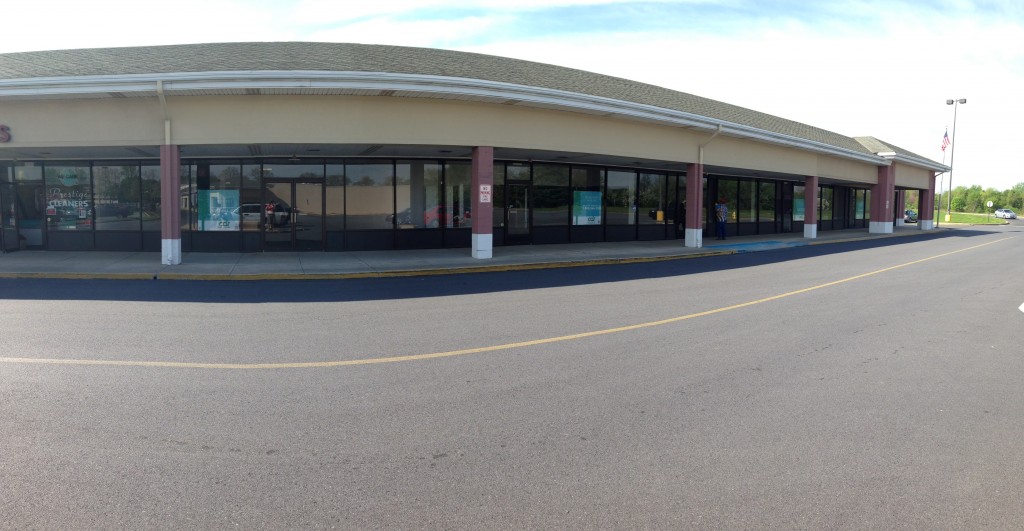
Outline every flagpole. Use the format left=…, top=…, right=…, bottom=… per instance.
left=937, top=147, right=946, bottom=228
left=945, top=99, right=966, bottom=222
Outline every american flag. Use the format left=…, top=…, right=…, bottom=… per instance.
left=941, top=129, right=950, bottom=152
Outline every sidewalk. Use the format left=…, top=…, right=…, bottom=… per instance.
left=0, top=227, right=935, bottom=280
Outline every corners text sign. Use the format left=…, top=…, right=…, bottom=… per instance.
left=0, top=124, right=10, bottom=143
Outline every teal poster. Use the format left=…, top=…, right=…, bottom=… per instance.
left=573, top=191, right=602, bottom=225
left=198, top=189, right=240, bottom=231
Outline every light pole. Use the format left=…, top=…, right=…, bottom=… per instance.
left=945, top=98, right=966, bottom=222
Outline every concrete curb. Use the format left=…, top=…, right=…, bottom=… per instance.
left=0, top=229, right=937, bottom=281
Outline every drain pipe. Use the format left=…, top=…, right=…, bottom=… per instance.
left=699, top=124, right=723, bottom=167
left=157, top=80, right=170, bottom=144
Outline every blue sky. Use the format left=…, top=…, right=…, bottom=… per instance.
left=4, top=0, right=1023, bottom=191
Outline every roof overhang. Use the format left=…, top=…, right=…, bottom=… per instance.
left=0, top=70, right=889, bottom=167
left=876, top=151, right=950, bottom=173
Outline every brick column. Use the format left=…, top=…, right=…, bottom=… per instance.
left=895, top=190, right=907, bottom=226
left=684, top=163, right=704, bottom=248
left=804, top=175, right=819, bottom=239
left=870, top=165, right=895, bottom=234
left=919, top=172, right=936, bottom=230
left=160, top=145, right=181, bottom=265
left=471, top=147, right=494, bottom=259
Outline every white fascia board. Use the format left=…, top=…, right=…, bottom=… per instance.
left=1, top=70, right=888, bottom=166
left=881, top=153, right=949, bottom=173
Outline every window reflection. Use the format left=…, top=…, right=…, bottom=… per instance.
left=94, top=164, right=141, bottom=231
left=738, top=180, right=755, bottom=223
left=346, top=163, right=393, bottom=230
left=757, top=182, right=775, bottom=223
left=141, top=165, right=161, bottom=231
left=444, top=162, right=471, bottom=228
left=820, top=186, right=833, bottom=221
left=326, top=164, right=345, bottom=231
left=638, top=173, right=666, bottom=225
left=606, top=170, right=636, bottom=225
left=533, top=164, right=569, bottom=227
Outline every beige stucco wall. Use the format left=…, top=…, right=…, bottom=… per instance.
left=1, top=98, right=164, bottom=146
left=894, top=163, right=933, bottom=190
left=1, top=93, right=887, bottom=186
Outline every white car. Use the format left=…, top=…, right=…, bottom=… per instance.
left=994, top=209, right=1017, bottom=219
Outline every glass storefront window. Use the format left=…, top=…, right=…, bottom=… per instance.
left=194, top=163, right=241, bottom=231
left=606, top=170, right=636, bottom=225
left=261, top=163, right=323, bottom=180
left=492, top=163, right=506, bottom=228
left=507, top=162, right=530, bottom=181
left=864, top=190, right=871, bottom=219
left=533, top=164, right=569, bottom=227
left=572, top=167, right=603, bottom=226
left=793, top=185, right=806, bottom=222
left=44, top=165, right=93, bottom=232
left=444, top=162, right=471, bottom=228
left=326, top=164, right=345, bottom=231
left=855, top=190, right=866, bottom=219
left=821, top=186, right=833, bottom=221
left=758, top=181, right=776, bottom=222
left=638, top=173, right=666, bottom=225
left=396, top=161, right=441, bottom=229
left=738, top=180, right=756, bottom=223
left=669, top=175, right=683, bottom=228
left=94, top=164, right=141, bottom=231
left=15, top=164, right=42, bottom=182
left=717, top=179, right=737, bottom=223
left=346, top=162, right=393, bottom=230
left=240, top=164, right=262, bottom=231
left=181, top=164, right=194, bottom=232
left=141, top=164, right=161, bottom=232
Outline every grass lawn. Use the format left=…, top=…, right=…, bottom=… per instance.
left=933, top=210, right=1007, bottom=225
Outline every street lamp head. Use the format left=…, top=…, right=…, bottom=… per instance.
left=958, top=98, right=967, bottom=104
left=946, top=99, right=954, bottom=105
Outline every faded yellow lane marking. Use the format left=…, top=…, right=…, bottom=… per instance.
left=1, top=237, right=1008, bottom=370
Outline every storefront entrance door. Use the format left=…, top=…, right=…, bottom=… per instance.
left=263, top=181, right=324, bottom=251
left=506, top=183, right=530, bottom=244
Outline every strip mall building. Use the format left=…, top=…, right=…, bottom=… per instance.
left=0, top=42, right=946, bottom=264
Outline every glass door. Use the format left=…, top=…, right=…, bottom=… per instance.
left=263, top=182, right=294, bottom=251
left=294, top=182, right=324, bottom=251
left=506, top=183, right=530, bottom=244
left=17, top=183, right=46, bottom=249
left=262, top=181, right=324, bottom=251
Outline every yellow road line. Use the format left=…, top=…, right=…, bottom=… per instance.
left=0, top=237, right=1008, bottom=370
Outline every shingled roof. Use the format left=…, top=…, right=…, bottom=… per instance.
left=2, top=41, right=950, bottom=171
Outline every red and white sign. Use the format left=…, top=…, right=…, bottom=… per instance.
left=479, top=184, right=492, bottom=203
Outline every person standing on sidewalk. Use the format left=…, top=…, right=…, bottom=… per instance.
left=714, top=198, right=729, bottom=240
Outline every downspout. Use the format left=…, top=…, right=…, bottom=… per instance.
left=157, top=80, right=170, bottom=144
left=699, top=124, right=724, bottom=167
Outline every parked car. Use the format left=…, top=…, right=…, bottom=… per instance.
left=424, top=205, right=471, bottom=227
left=386, top=207, right=413, bottom=226
left=994, top=208, right=1017, bottom=219
left=903, top=209, right=918, bottom=223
